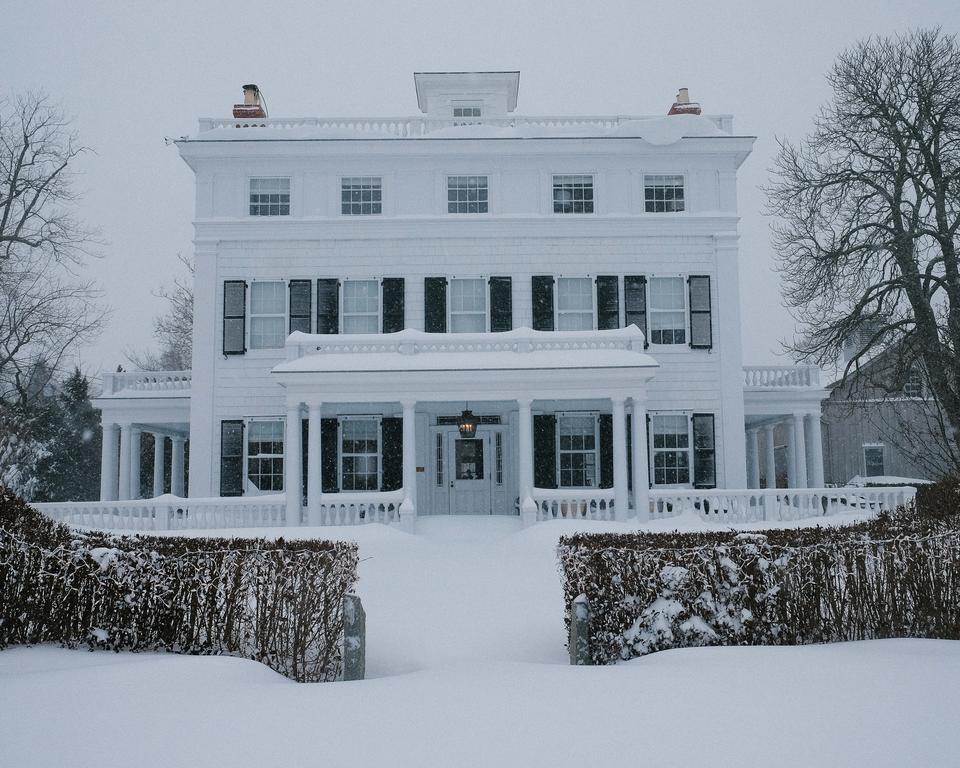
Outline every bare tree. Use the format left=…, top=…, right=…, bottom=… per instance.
left=126, top=253, right=193, bottom=371
left=767, top=28, right=960, bottom=470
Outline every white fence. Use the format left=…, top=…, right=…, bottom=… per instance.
left=743, top=365, right=821, bottom=388
left=533, top=489, right=618, bottom=522
left=312, top=492, right=403, bottom=526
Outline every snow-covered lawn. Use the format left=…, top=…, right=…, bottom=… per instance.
left=2, top=512, right=957, bottom=767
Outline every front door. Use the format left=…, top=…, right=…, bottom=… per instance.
left=447, top=433, right=492, bottom=515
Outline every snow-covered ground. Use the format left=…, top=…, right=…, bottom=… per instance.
left=2, top=513, right=957, bottom=767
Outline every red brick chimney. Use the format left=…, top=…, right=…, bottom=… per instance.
left=667, top=87, right=702, bottom=116
left=233, top=84, right=267, bottom=119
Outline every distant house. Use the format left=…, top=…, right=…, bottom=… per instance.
left=821, top=353, right=953, bottom=485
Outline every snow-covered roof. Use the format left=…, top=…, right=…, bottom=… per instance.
left=273, top=327, right=658, bottom=375
left=189, top=112, right=741, bottom=145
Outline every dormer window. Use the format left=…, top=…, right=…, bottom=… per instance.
left=453, top=105, right=482, bottom=125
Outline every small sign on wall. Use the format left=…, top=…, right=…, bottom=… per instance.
left=416, top=466, right=425, bottom=473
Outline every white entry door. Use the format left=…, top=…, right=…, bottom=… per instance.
left=447, top=433, right=492, bottom=515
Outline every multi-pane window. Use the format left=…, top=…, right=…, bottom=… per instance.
left=652, top=414, right=691, bottom=486
left=249, top=177, right=290, bottom=216
left=453, top=105, right=482, bottom=125
left=448, top=176, right=488, bottom=214
left=558, top=415, right=598, bottom=488
left=342, top=280, right=379, bottom=334
left=557, top=277, right=594, bottom=331
left=449, top=278, right=487, bottom=332
left=863, top=445, right=885, bottom=477
left=436, top=433, right=444, bottom=487
left=649, top=277, right=686, bottom=344
left=553, top=175, right=594, bottom=214
left=341, top=419, right=379, bottom=491
left=247, top=420, right=284, bottom=493
left=644, top=174, right=685, bottom=213
left=495, top=432, right=504, bottom=486
left=341, top=177, right=382, bottom=215
left=249, top=281, right=286, bottom=349
left=904, top=368, right=924, bottom=398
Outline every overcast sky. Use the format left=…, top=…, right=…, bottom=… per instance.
left=4, top=0, right=957, bottom=378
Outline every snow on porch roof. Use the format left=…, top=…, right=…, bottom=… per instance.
left=272, top=327, right=659, bottom=375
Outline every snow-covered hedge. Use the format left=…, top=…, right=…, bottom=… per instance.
left=0, top=487, right=358, bottom=682
left=558, top=479, right=960, bottom=664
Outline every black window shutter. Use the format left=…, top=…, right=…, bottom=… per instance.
left=626, top=414, right=632, bottom=492
left=425, top=277, right=447, bottom=333
left=688, top=275, right=713, bottom=349
left=382, top=278, right=405, bottom=333
left=599, top=414, right=613, bottom=488
left=301, top=417, right=309, bottom=504
left=316, top=279, right=340, bottom=334
left=532, top=276, right=555, bottom=331
left=596, top=276, right=620, bottom=330
left=223, top=281, right=247, bottom=355
left=219, top=420, right=244, bottom=496
left=646, top=414, right=653, bottom=488
left=692, top=413, right=717, bottom=489
left=289, top=280, right=312, bottom=334
left=489, top=276, right=513, bottom=332
left=624, top=276, right=648, bottom=348
left=321, top=418, right=339, bottom=492
left=533, top=414, right=557, bottom=488
left=381, top=417, right=403, bottom=491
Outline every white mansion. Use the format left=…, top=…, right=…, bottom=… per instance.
left=43, top=72, right=913, bottom=531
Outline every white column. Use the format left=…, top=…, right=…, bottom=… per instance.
left=118, top=423, right=132, bottom=500
left=152, top=434, right=165, bottom=497
left=100, top=422, right=119, bottom=501
left=399, top=400, right=417, bottom=531
left=518, top=398, right=537, bottom=525
left=129, top=428, right=142, bottom=499
left=715, top=232, right=748, bottom=488
left=792, top=413, right=808, bottom=489
left=307, top=401, right=323, bottom=526
left=746, top=428, right=760, bottom=489
left=611, top=397, right=628, bottom=521
left=630, top=396, right=650, bottom=522
left=284, top=405, right=302, bottom=526
left=784, top=419, right=797, bottom=488
left=171, top=436, right=186, bottom=497
left=763, top=424, right=776, bottom=489
left=806, top=413, right=825, bottom=487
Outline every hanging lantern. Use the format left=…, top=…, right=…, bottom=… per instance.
left=457, top=408, right=478, bottom=438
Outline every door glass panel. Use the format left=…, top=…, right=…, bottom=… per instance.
left=455, top=439, right=484, bottom=480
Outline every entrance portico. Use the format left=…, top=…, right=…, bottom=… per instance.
left=272, top=327, right=658, bottom=528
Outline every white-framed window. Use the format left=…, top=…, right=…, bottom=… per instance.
left=341, top=177, right=382, bottom=215
left=249, top=177, right=290, bottom=216
left=342, top=279, right=380, bottom=334
left=558, top=414, right=598, bottom=488
left=644, top=174, right=685, bottom=213
left=341, top=418, right=380, bottom=491
left=553, top=175, right=594, bottom=214
left=249, top=281, right=287, bottom=349
left=904, top=368, right=924, bottom=398
left=648, top=276, right=686, bottom=345
left=452, top=105, right=482, bottom=125
left=246, top=420, right=284, bottom=493
left=651, top=414, right=691, bottom=486
left=863, top=444, right=885, bottom=477
left=557, top=277, right=594, bottom=330
left=449, top=278, right=487, bottom=332
left=447, top=176, right=488, bottom=214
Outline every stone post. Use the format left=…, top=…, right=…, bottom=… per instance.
left=611, top=396, right=628, bottom=521
left=152, top=433, right=165, bottom=497
left=806, top=413, right=825, bottom=487
left=792, top=413, right=808, bottom=489
left=569, top=594, right=592, bottom=666
left=342, top=593, right=366, bottom=681
left=118, top=423, right=132, bottom=500
left=129, top=427, right=142, bottom=499
left=100, top=422, right=119, bottom=502
left=399, top=400, right=417, bottom=532
left=517, top=398, right=538, bottom=526
left=307, top=401, right=323, bottom=526
left=631, top=396, right=650, bottom=522
left=171, top=436, right=186, bottom=497
left=746, top=428, right=760, bottom=489
left=284, top=404, right=302, bottom=526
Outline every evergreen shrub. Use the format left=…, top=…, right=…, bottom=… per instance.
left=0, top=487, right=358, bottom=682
left=558, top=478, right=960, bottom=664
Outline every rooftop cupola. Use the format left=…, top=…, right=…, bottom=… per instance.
left=413, top=71, right=520, bottom=120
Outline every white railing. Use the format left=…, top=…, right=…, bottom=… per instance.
left=312, top=491, right=404, bottom=526
left=532, top=488, right=618, bottom=522
left=743, top=365, right=821, bottom=388
left=647, top=486, right=915, bottom=524
left=287, top=326, right=646, bottom=362
left=197, top=114, right=734, bottom=136
left=100, top=370, right=192, bottom=397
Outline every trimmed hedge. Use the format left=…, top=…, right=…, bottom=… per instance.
left=0, top=487, right=358, bottom=682
left=558, top=478, right=960, bottom=665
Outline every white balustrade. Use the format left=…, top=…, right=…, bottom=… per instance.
left=743, top=366, right=821, bottom=388
left=315, top=491, right=404, bottom=526
left=532, top=489, right=618, bottom=522
left=101, top=370, right=192, bottom=397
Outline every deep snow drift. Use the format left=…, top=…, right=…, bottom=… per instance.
left=1, top=514, right=956, bottom=767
